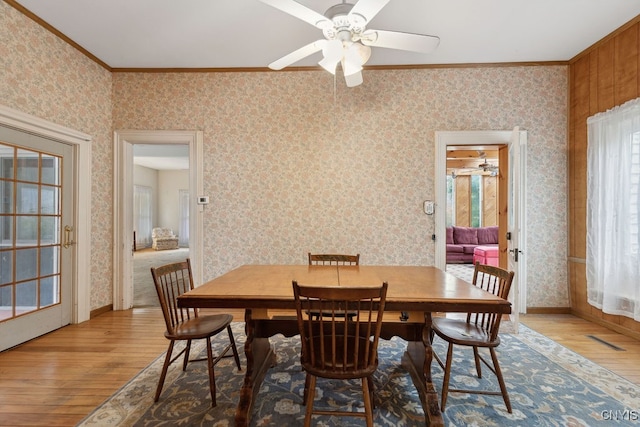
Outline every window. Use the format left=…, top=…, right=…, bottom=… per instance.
left=134, top=185, right=152, bottom=248
left=178, top=189, right=189, bottom=247
left=446, top=174, right=484, bottom=227
left=631, top=133, right=640, bottom=256
left=470, top=175, right=482, bottom=228
left=446, top=175, right=455, bottom=227
left=587, top=97, right=640, bottom=321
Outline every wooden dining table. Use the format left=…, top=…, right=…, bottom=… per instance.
left=177, top=264, right=511, bottom=426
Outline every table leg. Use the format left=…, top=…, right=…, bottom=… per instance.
left=234, top=309, right=277, bottom=427
left=401, top=312, right=444, bottom=426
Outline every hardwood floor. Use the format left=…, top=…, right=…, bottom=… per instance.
left=0, top=310, right=638, bottom=426
left=520, top=313, right=640, bottom=385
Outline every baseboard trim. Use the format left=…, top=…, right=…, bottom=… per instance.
left=526, top=307, right=572, bottom=314
left=90, top=304, right=113, bottom=319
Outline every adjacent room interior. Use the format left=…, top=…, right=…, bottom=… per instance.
left=132, top=144, right=190, bottom=307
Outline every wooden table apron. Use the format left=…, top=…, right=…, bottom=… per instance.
left=178, top=265, right=511, bottom=427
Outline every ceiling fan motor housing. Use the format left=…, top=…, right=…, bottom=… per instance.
left=322, top=3, right=366, bottom=42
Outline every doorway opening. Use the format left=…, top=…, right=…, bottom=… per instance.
left=132, top=144, right=190, bottom=307
left=435, top=129, right=527, bottom=328
left=113, top=130, right=203, bottom=311
left=444, top=145, right=504, bottom=284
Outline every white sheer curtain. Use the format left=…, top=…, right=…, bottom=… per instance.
left=178, top=189, right=189, bottom=247
left=587, top=97, right=640, bottom=321
left=134, top=185, right=153, bottom=248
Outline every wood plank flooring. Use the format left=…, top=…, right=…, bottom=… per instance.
left=0, top=310, right=637, bottom=426
left=520, top=313, right=640, bottom=385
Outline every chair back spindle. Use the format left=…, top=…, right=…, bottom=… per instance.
left=308, top=253, right=360, bottom=266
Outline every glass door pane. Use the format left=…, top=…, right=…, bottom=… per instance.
left=0, top=142, right=62, bottom=322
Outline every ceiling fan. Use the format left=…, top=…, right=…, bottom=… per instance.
left=447, top=150, right=499, bottom=177
left=259, top=0, right=440, bottom=87
left=478, top=158, right=498, bottom=172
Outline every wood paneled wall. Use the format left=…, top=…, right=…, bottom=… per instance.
left=483, top=176, right=498, bottom=227
left=453, top=176, right=498, bottom=227
left=568, top=15, right=640, bottom=337
left=455, top=177, right=471, bottom=226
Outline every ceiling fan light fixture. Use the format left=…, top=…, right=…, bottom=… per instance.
left=319, top=39, right=343, bottom=74
left=344, top=69, right=363, bottom=87
left=355, top=43, right=372, bottom=64
left=342, top=59, right=362, bottom=77
left=341, top=42, right=370, bottom=76
left=319, top=57, right=339, bottom=74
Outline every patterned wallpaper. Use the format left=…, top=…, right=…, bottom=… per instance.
left=113, top=68, right=568, bottom=308
left=1, top=3, right=114, bottom=310
left=2, top=2, right=569, bottom=310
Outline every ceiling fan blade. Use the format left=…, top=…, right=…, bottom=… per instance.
left=269, top=40, right=326, bottom=70
left=259, top=0, right=332, bottom=29
left=348, top=0, right=390, bottom=24
left=344, top=69, right=364, bottom=87
left=361, top=29, right=440, bottom=53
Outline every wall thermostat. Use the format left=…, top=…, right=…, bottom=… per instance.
left=424, top=200, right=434, bottom=215
left=197, top=196, right=209, bottom=205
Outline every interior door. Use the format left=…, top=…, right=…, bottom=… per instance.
left=506, top=127, right=525, bottom=323
left=0, top=126, right=74, bottom=351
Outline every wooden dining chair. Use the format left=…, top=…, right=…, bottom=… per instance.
left=150, top=259, right=241, bottom=407
left=308, top=252, right=360, bottom=266
left=292, top=281, right=388, bottom=427
left=431, top=262, right=514, bottom=413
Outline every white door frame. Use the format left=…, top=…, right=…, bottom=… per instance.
left=113, top=130, right=204, bottom=310
left=0, top=104, right=92, bottom=323
left=435, top=130, right=527, bottom=314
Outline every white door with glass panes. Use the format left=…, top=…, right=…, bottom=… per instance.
left=0, top=126, right=74, bottom=351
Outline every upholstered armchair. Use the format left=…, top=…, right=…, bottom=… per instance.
left=151, top=227, right=179, bottom=251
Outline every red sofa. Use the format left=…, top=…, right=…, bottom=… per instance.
left=446, top=226, right=498, bottom=264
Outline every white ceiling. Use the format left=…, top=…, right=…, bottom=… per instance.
left=13, top=1, right=640, bottom=169
left=133, top=144, right=189, bottom=171
left=13, top=0, right=640, bottom=69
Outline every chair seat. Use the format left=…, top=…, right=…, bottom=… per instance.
left=432, top=317, right=500, bottom=347
left=168, top=313, right=233, bottom=340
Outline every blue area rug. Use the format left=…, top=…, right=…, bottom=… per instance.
left=77, top=323, right=640, bottom=426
